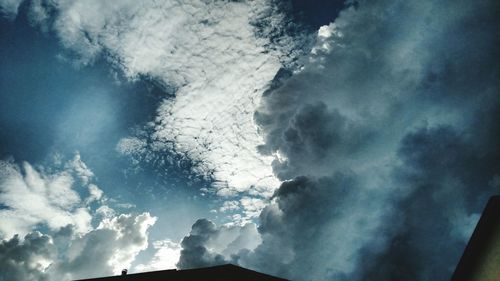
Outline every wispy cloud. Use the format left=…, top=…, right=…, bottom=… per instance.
left=0, top=154, right=95, bottom=238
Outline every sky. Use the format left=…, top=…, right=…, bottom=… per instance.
left=0, top=0, right=499, bottom=280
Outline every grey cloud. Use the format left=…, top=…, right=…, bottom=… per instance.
left=179, top=0, right=500, bottom=280
left=240, top=174, right=395, bottom=281
left=51, top=228, right=119, bottom=279
left=361, top=113, right=500, bottom=280
left=259, top=102, right=373, bottom=179
left=0, top=212, right=157, bottom=281
left=177, top=219, right=227, bottom=269
left=0, top=156, right=157, bottom=281
left=54, top=212, right=157, bottom=279
left=0, top=232, right=55, bottom=281
left=179, top=174, right=395, bottom=280
left=2, top=0, right=499, bottom=280
left=177, top=219, right=261, bottom=270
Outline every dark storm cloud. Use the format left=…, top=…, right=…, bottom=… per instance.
left=1, top=0, right=499, bottom=280
left=179, top=0, right=500, bottom=280
left=176, top=219, right=227, bottom=269
left=259, top=102, right=373, bottom=179
left=179, top=173, right=396, bottom=280
left=242, top=174, right=394, bottom=281
left=361, top=109, right=500, bottom=280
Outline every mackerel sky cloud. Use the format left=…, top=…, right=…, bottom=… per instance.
left=0, top=0, right=499, bottom=280
left=34, top=0, right=286, bottom=197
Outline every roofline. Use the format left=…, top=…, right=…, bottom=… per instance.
left=74, top=263, right=288, bottom=281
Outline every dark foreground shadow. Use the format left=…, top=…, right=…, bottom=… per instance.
left=75, top=264, right=288, bottom=281
left=450, top=196, right=500, bottom=281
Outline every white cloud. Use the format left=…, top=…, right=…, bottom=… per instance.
left=0, top=211, right=157, bottom=281
left=21, top=0, right=293, bottom=198
left=116, top=137, right=147, bottom=157
left=134, top=239, right=181, bottom=272
left=239, top=197, right=266, bottom=220
left=85, top=184, right=103, bottom=204
left=65, top=153, right=94, bottom=185
left=0, top=155, right=158, bottom=280
left=95, top=205, right=115, bottom=219
left=0, top=159, right=93, bottom=238
left=219, top=200, right=240, bottom=212
left=27, top=211, right=157, bottom=281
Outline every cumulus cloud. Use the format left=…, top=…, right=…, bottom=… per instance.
left=177, top=219, right=261, bottom=270
left=0, top=155, right=158, bottom=281
left=178, top=174, right=395, bottom=280
left=134, top=239, right=181, bottom=272
left=177, top=0, right=500, bottom=280
left=0, top=212, right=157, bottom=281
left=0, top=231, right=55, bottom=281
left=50, top=213, right=156, bottom=280
left=2, top=0, right=499, bottom=280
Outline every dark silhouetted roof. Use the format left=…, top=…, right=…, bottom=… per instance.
left=450, top=195, right=500, bottom=281
left=74, top=264, right=288, bottom=281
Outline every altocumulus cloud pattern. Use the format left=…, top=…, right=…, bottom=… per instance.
left=0, top=0, right=499, bottom=280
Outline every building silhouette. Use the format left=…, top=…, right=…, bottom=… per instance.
left=450, top=195, right=500, bottom=281
left=75, top=264, right=288, bottom=281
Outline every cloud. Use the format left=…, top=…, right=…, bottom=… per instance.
left=1, top=0, right=334, bottom=199
left=239, top=197, right=266, bottom=221
left=362, top=121, right=500, bottom=281
left=0, top=212, right=157, bottom=281
left=134, top=239, right=181, bottom=272
left=2, top=0, right=499, bottom=280
left=0, top=0, right=22, bottom=19
left=176, top=219, right=227, bottom=269
left=0, top=157, right=93, bottom=238
left=178, top=174, right=394, bottom=280
left=177, top=219, right=261, bottom=270
left=0, top=231, right=55, bottom=281
left=257, top=101, right=374, bottom=179
left=65, top=153, right=94, bottom=185
left=219, top=200, right=240, bottom=213
left=50, top=212, right=156, bottom=280
left=177, top=0, right=500, bottom=280
left=10, top=0, right=306, bottom=198
left=0, top=155, right=158, bottom=281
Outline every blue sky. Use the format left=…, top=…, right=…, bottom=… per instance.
left=1, top=0, right=499, bottom=280
left=0, top=8, right=219, bottom=270
left=0, top=11, right=217, bottom=239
